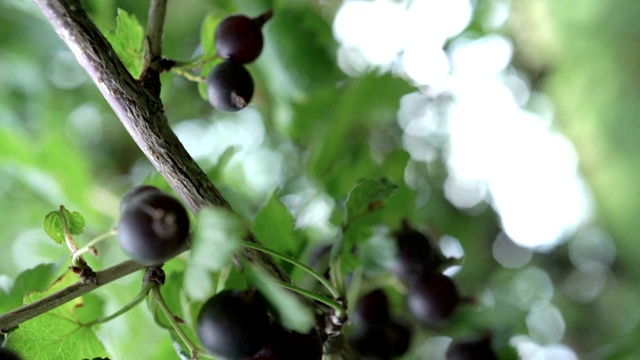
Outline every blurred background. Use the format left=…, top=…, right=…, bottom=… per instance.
left=1, top=0, right=639, bottom=359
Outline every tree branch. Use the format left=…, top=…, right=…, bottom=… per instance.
left=140, top=0, right=167, bottom=97
left=0, top=260, right=145, bottom=333
left=143, top=0, right=166, bottom=68
left=10, top=0, right=291, bottom=329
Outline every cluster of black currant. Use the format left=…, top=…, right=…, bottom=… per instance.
left=345, top=220, right=499, bottom=359
left=390, top=220, right=497, bottom=359
left=205, top=10, right=272, bottom=112
left=391, top=221, right=464, bottom=329
left=196, top=288, right=323, bottom=360
left=117, top=185, right=190, bottom=265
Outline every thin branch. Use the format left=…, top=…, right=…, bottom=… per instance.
left=140, top=0, right=167, bottom=97
left=0, top=260, right=145, bottom=333
left=143, top=0, right=166, bottom=70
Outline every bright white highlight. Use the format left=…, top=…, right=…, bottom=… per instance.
left=334, top=1, right=593, bottom=249
left=334, top=0, right=472, bottom=79
left=333, top=0, right=407, bottom=66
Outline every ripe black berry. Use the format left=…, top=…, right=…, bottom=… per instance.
left=197, top=289, right=271, bottom=360
left=446, top=335, right=497, bottom=360
left=117, top=192, right=190, bottom=265
left=252, top=324, right=323, bottom=360
left=0, top=347, right=21, bottom=360
left=354, top=289, right=391, bottom=325
left=349, top=322, right=411, bottom=360
left=350, top=289, right=412, bottom=359
left=206, top=61, right=254, bottom=112
left=392, top=220, right=446, bottom=284
left=215, top=11, right=272, bottom=64
left=119, top=185, right=162, bottom=214
left=406, top=272, right=462, bottom=328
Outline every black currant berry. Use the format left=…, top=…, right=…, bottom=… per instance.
left=206, top=61, right=254, bottom=112
left=197, top=289, right=271, bottom=360
left=215, top=10, right=272, bottom=64
left=354, top=289, right=391, bottom=325
left=117, top=192, right=190, bottom=265
left=252, top=324, right=323, bottom=360
left=406, top=272, right=462, bottom=328
left=0, top=347, right=21, bottom=360
left=392, top=220, right=446, bottom=284
left=446, top=335, right=497, bottom=360
left=349, top=322, right=412, bottom=360
left=119, top=185, right=162, bottom=214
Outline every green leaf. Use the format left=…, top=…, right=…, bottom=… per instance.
left=104, top=8, right=144, bottom=78
left=345, top=177, right=398, bottom=221
left=43, top=207, right=85, bottom=245
left=252, top=195, right=300, bottom=255
left=244, top=263, right=315, bottom=333
left=358, top=226, right=397, bottom=276
left=184, top=207, right=245, bottom=301
left=6, top=271, right=108, bottom=359
left=0, top=263, right=58, bottom=313
left=73, top=292, right=105, bottom=325
left=197, top=13, right=224, bottom=100
left=329, top=178, right=398, bottom=273
left=306, top=74, right=414, bottom=178
left=200, top=12, right=222, bottom=61
left=263, top=5, right=338, bottom=95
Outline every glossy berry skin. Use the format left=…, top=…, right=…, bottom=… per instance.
left=197, top=289, right=271, bottom=360
left=406, top=272, right=461, bottom=328
left=119, top=185, right=162, bottom=214
left=0, top=347, right=21, bottom=360
left=206, top=61, right=254, bottom=112
left=349, top=322, right=411, bottom=360
left=215, top=15, right=264, bottom=64
left=446, top=336, right=497, bottom=360
left=252, top=324, right=323, bottom=360
left=117, top=192, right=190, bottom=265
left=354, top=289, right=391, bottom=325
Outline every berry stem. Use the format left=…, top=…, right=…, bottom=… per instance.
left=85, top=282, right=152, bottom=326
left=273, top=280, right=346, bottom=320
left=150, top=285, right=213, bottom=359
left=240, top=240, right=341, bottom=298
left=170, top=67, right=206, bottom=83
left=58, top=205, right=80, bottom=258
left=254, top=8, right=273, bottom=27
left=71, top=228, right=117, bottom=265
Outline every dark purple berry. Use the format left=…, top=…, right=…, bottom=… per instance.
left=197, top=289, right=271, bottom=360
left=206, top=61, right=254, bottom=112
left=119, top=185, right=162, bottom=214
left=354, top=289, right=391, bottom=325
left=117, top=192, right=190, bottom=265
left=446, top=335, right=497, bottom=360
left=215, top=10, right=272, bottom=64
left=406, top=272, right=462, bottom=328
left=252, top=324, right=323, bottom=360
left=349, top=322, right=412, bottom=360
left=392, top=220, right=446, bottom=285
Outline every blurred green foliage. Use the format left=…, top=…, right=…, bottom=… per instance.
left=1, top=0, right=639, bottom=359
